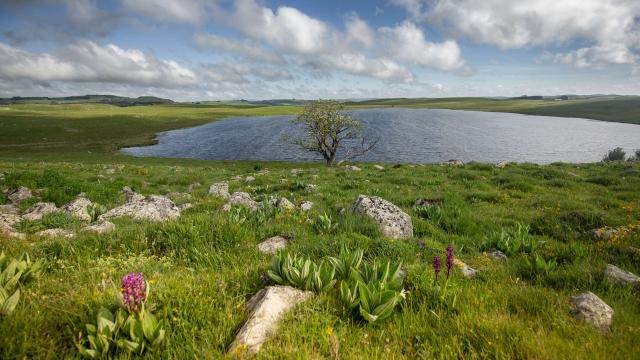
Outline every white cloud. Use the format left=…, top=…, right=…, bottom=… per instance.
left=122, top=0, right=211, bottom=24
left=194, top=33, right=285, bottom=64
left=345, top=13, right=375, bottom=48
left=319, top=53, right=414, bottom=82
left=0, top=41, right=197, bottom=87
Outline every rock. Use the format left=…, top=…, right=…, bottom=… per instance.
left=0, top=204, right=19, bottom=215
left=299, top=201, right=314, bottom=212
left=230, top=175, right=243, bottom=181
left=453, top=259, right=477, bottom=278
left=227, top=192, right=260, bottom=212
left=567, top=172, right=579, bottom=177
left=178, top=203, right=193, bottom=211
left=487, top=250, right=508, bottom=261
left=374, top=165, right=385, bottom=170
left=23, top=202, right=58, bottom=221
left=6, top=187, right=32, bottom=205
left=122, top=186, right=144, bottom=203
left=350, top=195, right=413, bottom=239
left=62, top=196, right=93, bottom=222
left=446, top=159, right=464, bottom=166
left=208, top=182, right=230, bottom=199
left=256, top=170, right=270, bottom=176
left=589, top=227, right=628, bottom=241
left=245, top=176, right=255, bottom=184
left=228, top=286, right=313, bottom=355
left=344, top=165, right=362, bottom=171
left=604, top=264, right=640, bottom=287
left=414, top=198, right=444, bottom=207
left=276, top=197, right=295, bottom=211
left=257, top=236, right=288, bottom=254
left=0, top=213, right=24, bottom=239
left=221, top=203, right=232, bottom=212
left=187, top=182, right=201, bottom=192
left=81, top=221, right=116, bottom=234
left=290, top=169, right=302, bottom=176
left=496, top=161, right=508, bottom=168
left=570, top=292, right=614, bottom=332
left=99, top=195, right=180, bottom=222
left=304, top=184, right=318, bottom=193
left=36, top=228, right=75, bottom=239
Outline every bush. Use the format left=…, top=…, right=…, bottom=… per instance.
left=602, top=147, right=626, bottom=162
left=633, top=149, right=640, bottom=161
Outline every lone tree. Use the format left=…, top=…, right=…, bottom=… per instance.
left=286, top=100, right=378, bottom=166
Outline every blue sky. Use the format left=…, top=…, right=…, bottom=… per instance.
left=1, top=0, right=639, bottom=100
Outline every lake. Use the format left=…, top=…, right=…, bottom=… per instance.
left=122, top=108, right=640, bottom=164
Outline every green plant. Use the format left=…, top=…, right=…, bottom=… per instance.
left=522, top=254, right=558, bottom=278
left=328, top=246, right=363, bottom=280
left=0, top=252, right=44, bottom=290
left=0, top=286, right=20, bottom=316
left=291, top=180, right=306, bottom=191
left=314, top=213, right=338, bottom=234
left=87, top=203, right=107, bottom=223
left=480, top=224, right=543, bottom=255
left=602, top=147, right=626, bottom=162
left=227, top=207, right=248, bottom=224
left=414, top=205, right=443, bottom=225
left=267, top=252, right=314, bottom=291
left=311, top=261, right=337, bottom=293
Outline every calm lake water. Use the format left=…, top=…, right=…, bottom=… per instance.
left=122, top=108, right=640, bottom=164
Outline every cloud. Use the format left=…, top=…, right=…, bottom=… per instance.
left=317, top=54, right=414, bottom=82
left=0, top=41, right=196, bottom=87
left=345, top=13, right=375, bottom=48
left=200, top=62, right=293, bottom=83
left=193, top=33, right=285, bottom=64
left=122, top=0, right=212, bottom=24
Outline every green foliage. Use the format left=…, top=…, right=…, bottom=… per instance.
left=530, top=210, right=605, bottom=241
left=481, top=224, right=542, bottom=255
left=414, top=205, right=443, bottom=225
left=327, top=246, right=363, bottom=279
left=76, top=307, right=165, bottom=358
left=520, top=254, right=559, bottom=279
left=0, top=252, right=44, bottom=317
left=87, top=203, right=107, bottom=223
left=602, top=147, right=626, bottom=162
left=267, top=252, right=336, bottom=292
left=314, top=213, right=338, bottom=234
left=291, top=180, right=306, bottom=191
left=16, top=211, right=79, bottom=234
left=0, top=286, right=20, bottom=316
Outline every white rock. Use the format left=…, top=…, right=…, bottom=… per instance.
left=304, top=184, right=318, bottom=193
left=487, top=250, right=508, bottom=261
left=245, top=176, right=255, bottom=184
left=228, top=286, right=313, bottom=355
left=99, top=195, right=180, bottom=222
left=227, top=192, right=261, bottom=212
left=122, top=186, right=144, bottom=203
left=23, top=202, right=58, bottom=221
left=81, top=221, right=116, bottom=234
left=453, top=259, right=477, bottom=278
left=208, top=182, right=230, bottom=199
left=373, top=165, right=385, bottom=170
left=276, top=197, right=295, bottom=211
left=496, top=161, right=508, bottom=168
left=187, top=182, right=201, bottom=192
left=446, top=159, right=464, bottom=166
left=570, top=292, right=614, bottom=332
left=257, top=236, right=288, bottom=254
left=299, top=201, right=314, bottom=212
left=0, top=204, right=20, bottom=215
left=63, top=196, right=93, bottom=222
left=0, top=213, right=24, bottom=239
left=36, top=228, right=75, bottom=239
left=604, top=264, right=640, bottom=287
left=230, top=175, right=243, bottom=181
left=6, top=187, right=32, bottom=205
left=344, top=165, right=361, bottom=171
left=178, top=203, right=193, bottom=211
left=350, top=195, right=413, bottom=239
left=290, top=169, right=302, bottom=176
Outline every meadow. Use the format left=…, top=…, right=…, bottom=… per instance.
left=0, top=102, right=639, bottom=359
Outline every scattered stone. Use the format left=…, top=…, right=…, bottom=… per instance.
left=496, top=161, right=508, bottom=168
left=256, top=170, right=270, bottom=176
left=487, top=250, right=508, bottom=261
left=62, top=195, right=93, bottom=222
left=304, top=184, right=318, bottom=193
left=570, top=292, right=614, bottom=332
left=99, top=195, right=180, bottom=222
left=604, top=264, right=640, bottom=287
left=228, top=286, right=313, bottom=355
left=81, top=221, right=116, bottom=234
left=0, top=213, right=24, bottom=239
left=257, top=236, right=289, bottom=254
left=122, top=186, right=144, bottom=203
left=187, top=182, right=201, bottom=192
left=208, top=182, right=230, bottom=199
left=446, top=159, right=464, bottom=166
left=276, top=197, right=295, bottom=211
left=227, top=192, right=261, bottom=212
left=36, top=228, right=75, bottom=239
left=245, top=176, right=255, bottom=184
left=344, top=165, right=362, bottom=171
left=290, top=169, right=302, bottom=176
left=6, top=187, right=32, bottom=205
left=299, top=201, right=314, bottom=212
left=589, top=227, right=627, bottom=240
left=0, top=204, right=19, bottom=215
left=104, top=168, right=116, bottom=175
left=221, top=203, right=232, bottom=212
left=350, top=195, right=413, bottom=239
left=414, top=198, right=445, bottom=207
left=178, top=203, right=193, bottom=211
left=373, top=165, right=385, bottom=170
left=230, top=175, right=243, bottom=181
left=23, top=202, right=58, bottom=221
left=453, top=258, right=477, bottom=279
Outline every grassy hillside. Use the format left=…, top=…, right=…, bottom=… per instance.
left=0, top=160, right=639, bottom=358
left=346, top=96, right=640, bottom=124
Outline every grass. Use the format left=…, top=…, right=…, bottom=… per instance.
left=1, top=159, right=639, bottom=359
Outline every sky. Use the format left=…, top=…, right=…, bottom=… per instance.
left=0, top=0, right=639, bottom=101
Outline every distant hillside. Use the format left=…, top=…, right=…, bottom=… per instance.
left=0, top=95, right=173, bottom=107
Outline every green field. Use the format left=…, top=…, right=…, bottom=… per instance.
left=0, top=101, right=639, bottom=359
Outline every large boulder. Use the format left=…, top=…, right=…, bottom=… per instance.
left=81, top=221, right=116, bottom=235
left=257, top=236, right=288, bottom=255
left=36, top=228, right=75, bottom=239
left=350, top=195, right=413, bottom=239
left=604, top=264, right=640, bottom=287
left=227, top=192, right=261, bottom=212
left=62, top=195, right=93, bottom=222
left=23, top=202, right=58, bottom=221
left=99, top=195, right=180, bottom=222
left=228, top=286, right=313, bottom=355
left=122, top=186, right=145, bottom=203
left=208, top=182, right=230, bottom=199
left=570, top=292, right=614, bottom=332
left=0, top=204, right=20, bottom=215
left=0, top=213, right=24, bottom=239
left=6, top=187, right=32, bottom=205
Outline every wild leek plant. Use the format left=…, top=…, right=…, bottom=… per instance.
left=480, top=224, right=542, bottom=255
left=76, top=273, right=166, bottom=358
left=0, top=285, right=20, bottom=316
left=327, top=246, right=363, bottom=280
left=314, top=213, right=339, bottom=234
left=0, top=252, right=43, bottom=316
left=267, top=252, right=336, bottom=292
left=414, top=205, right=443, bottom=226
